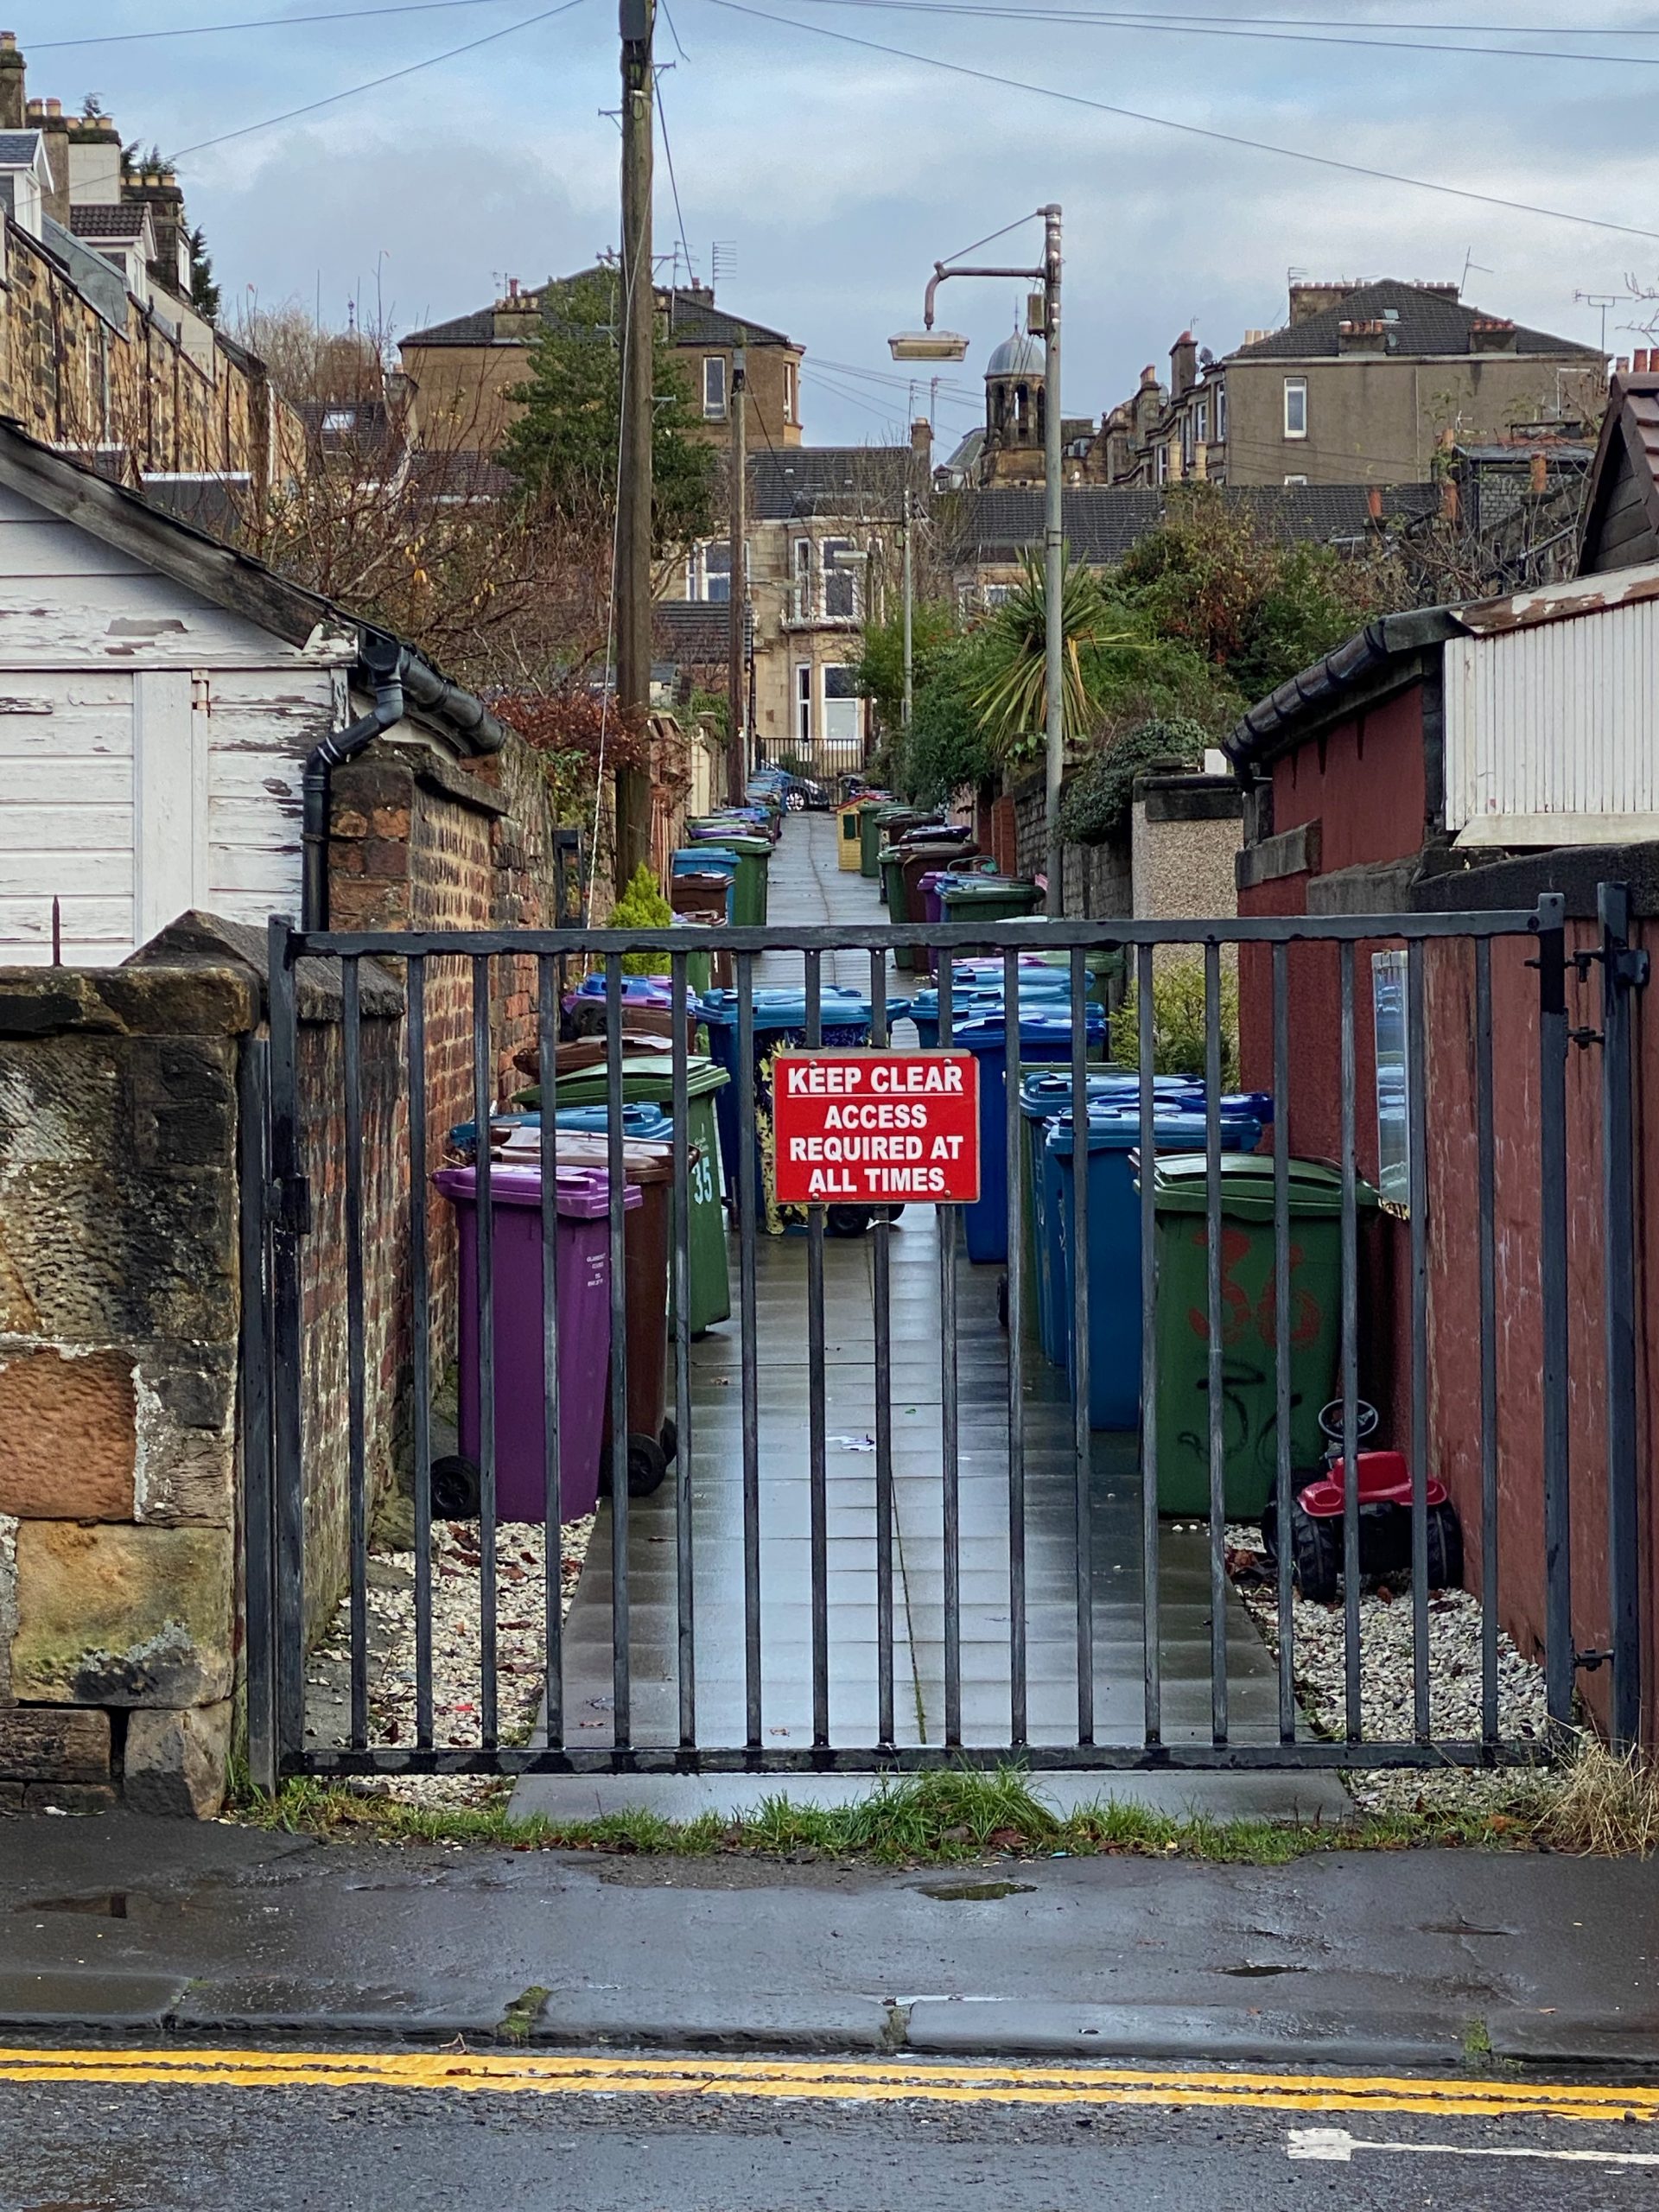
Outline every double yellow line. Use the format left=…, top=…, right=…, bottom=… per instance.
left=1, top=2047, right=1656, bottom=2123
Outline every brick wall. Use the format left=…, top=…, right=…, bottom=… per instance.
left=0, top=963, right=255, bottom=1816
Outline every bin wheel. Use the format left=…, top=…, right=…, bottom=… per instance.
left=1426, top=1500, right=1464, bottom=1591
left=659, top=1416, right=678, bottom=1465
left=429, top=1453, right=481, bottom=1520
left=826, top=1205, right=874, bottom=1237
left=626, top=1434, right=668, bottom=1497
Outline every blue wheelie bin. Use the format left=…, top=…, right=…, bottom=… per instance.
left=1045, top=1102, right=1265, bottom=1428
left=1018, top=1068, right=1210, bottom=1356
left=953, top=1005, right=1109, bottom=1264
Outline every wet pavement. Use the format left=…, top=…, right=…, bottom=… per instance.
left=1, top=1811, right=1656, bottom=2064
left=517, top=814, right=1339, bottom=1820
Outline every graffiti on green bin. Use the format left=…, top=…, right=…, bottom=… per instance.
left=1182, top=1225, right=1322, bottom=1350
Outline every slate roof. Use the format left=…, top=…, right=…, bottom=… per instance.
left=404, top=279, right=796, bottom=353
left=68, top=203, right=150, bottom=242
left=749, top=445, right=918, bottom=521
left=654, top=600, right=729, bottom=662
left=0, top=130, right=42, bottom=167
left=962, top=481, right=1437, bottom=563
left=1228, top=279, right=1602, bottom=363
left=401, top=306, right=502, bottom=346
left=664, top=289, right=793, bottom=349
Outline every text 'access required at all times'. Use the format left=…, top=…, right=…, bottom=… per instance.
left=770, top=1050, right=981, bottom=1205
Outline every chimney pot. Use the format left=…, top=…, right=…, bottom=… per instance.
left=0, top=34, right=18, bottom=51
left=43, top=96, right=59, bottom=117
left=1618, top=355, right=1631, bottom=375
left=1638, top=349, right=1651, bottom=373
left=1529, top=451, right=1548, bottom=494
left=1366, top=486, right=1383, bottom=520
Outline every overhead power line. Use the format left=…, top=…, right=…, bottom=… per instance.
left=32, top=0, right=523, bottom=53
left=34, top=0, right=1659, bottom=53
left=168, top=0, right=586, bottom=158
left=708, top=0, right=1659, bottom=245
left=791, top=0, right=1659, bottom=70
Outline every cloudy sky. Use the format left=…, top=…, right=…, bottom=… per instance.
left=23, top=1, right=1659, bottom=451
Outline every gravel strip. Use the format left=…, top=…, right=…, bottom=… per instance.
left=306, top=1511, right=595, bottom=1808
left=1217, top=1521, right=1555, bottom=1816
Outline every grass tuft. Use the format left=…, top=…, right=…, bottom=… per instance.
left=1539, top=1738, right=1659, bottom=1859
left=234, top=1753, right=1648, bottom=1866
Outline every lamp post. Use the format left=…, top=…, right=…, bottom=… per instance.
left=893, top=205, right=1064, bottom=916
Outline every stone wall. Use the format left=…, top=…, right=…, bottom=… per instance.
left=1130, top=772, right=1243, bottom=968
left=0, top=963, right=254, bottom=1816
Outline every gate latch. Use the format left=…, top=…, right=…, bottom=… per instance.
left=267, top=1173, right=312, bottom=1237
left=1575, top=1647, right=1612, bottom=1674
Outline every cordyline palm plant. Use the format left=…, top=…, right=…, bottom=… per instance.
left=971, top=548, right=1131, bottom=763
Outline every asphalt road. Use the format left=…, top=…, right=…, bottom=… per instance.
left=3, top=2050, right=1658, bottom=2210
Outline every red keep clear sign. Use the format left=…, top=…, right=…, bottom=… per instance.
left=771, top=1050, right=980, bottom=1206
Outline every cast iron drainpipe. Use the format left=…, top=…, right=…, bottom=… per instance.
left=302, top=631, right=405, bottom=932
left=302, top=632, right=508, bottom=928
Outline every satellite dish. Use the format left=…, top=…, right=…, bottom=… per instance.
left=1198, top=346, right=1215, bottom=367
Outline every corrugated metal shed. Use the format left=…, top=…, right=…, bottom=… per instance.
left=1446, top=561, right=1659, bottom=844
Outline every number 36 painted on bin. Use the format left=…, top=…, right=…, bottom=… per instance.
left=771, top=1050, right=981, bottom=1206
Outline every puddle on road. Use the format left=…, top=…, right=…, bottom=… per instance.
left=18, top=1895, right=128, bottom=1919
left=1220, top=1962, right=1304, bottom=1978
left=917, top=1880, right=1037, bottom=1902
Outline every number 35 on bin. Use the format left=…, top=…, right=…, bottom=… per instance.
left=770, top=1050, right=980, bottom=1205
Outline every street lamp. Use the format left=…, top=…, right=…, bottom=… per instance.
left=889, top=206, right=1065, bottom=918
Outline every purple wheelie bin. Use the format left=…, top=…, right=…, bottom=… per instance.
left=435, top=1162, right=639, bottom=1523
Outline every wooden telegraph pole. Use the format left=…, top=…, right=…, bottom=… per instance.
left=726, top=347, right=747, bottom=804
left=613, top=0, right=655, bottom=892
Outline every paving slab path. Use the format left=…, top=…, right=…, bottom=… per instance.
left=516, top=813, right=1343, bottom=1821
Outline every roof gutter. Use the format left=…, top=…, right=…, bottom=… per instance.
left=300, top=632, right=507, bottom=931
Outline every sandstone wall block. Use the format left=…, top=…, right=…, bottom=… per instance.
left=124, top=1699, right=232, bottom=1819
left=11, top=1522, right=233, bottom=1707
left=0, top=1347, right=135, bottom=1519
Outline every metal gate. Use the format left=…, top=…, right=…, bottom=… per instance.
left=239, top=893, right=1645, bottom=1789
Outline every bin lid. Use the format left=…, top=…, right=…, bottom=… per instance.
left=696, top=988, right=908, bottom=1027
left=1020, top=1070, right=1200, bottom=1117
left=1046, top=1105, right=1263, bottom=1157
left=695, top=833, right=770, bottom=855
left=505, top=1129, right=675, bottom=1185
left=553, top=1103, right=676, bottom=1141
left=433, top=1163, right=640, bottom=1216
left=1149, top=1152, right=1376, bottom=1216
left=954, top=1009, right=1107, bottom=1049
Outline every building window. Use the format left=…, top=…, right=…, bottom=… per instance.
left=982, top=583, right=1012, bottom=608
left=1194, top=399, right=1208, bottom=445
left=795, top=662, right=812, bottom=747
left=1216, top=385, right=1228, bottom=442
left=792, top=535, right=813, bottom=620
left=689, top=539, right=731, bottom=602
left=1283, top=376, right=1308, bottom=439
left=1283, top=474, right=1307, bottom=487
left=822, top=536, right=857, bottom=620
left=1155, top=443, right=1169, bottom=486
left=782, top=360, right=796, bottom=425
left=702, top=355, right=728, bottom=420
left=1181, top=412, right=1195, bottom=466
left=823, top=664, right=861, bottom=752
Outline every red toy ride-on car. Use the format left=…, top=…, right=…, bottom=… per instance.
left=1260, top=1399, right=1463, bottom=1603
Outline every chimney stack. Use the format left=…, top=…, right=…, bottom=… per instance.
left=0, top=33, right=23, bottom=133
left=1169, top=329, right=1198, bottom=401
left=1366, top=486, right=1383, bottom=522
left=1529, top=451, right=1548, bottom=495
left=910, top=417, right=931, bottom=465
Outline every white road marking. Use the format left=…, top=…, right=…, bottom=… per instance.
left=1289, top=2125, right=1659, bottom=2169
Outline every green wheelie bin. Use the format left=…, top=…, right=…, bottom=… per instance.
left=856, top=797, right=891, bottom=877
left=529, top=1052, right=733, bottom=1336
left=1148, top=1153, right=1379, bottom=1518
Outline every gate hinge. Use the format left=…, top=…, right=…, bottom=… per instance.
left=1573, top=945, right=1650, bottom=990
left=267, top=1173, right=311, bottom=1236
